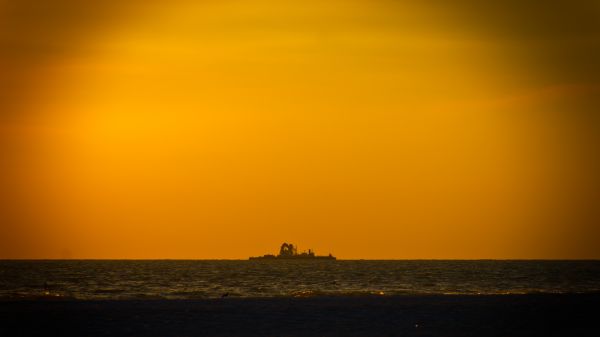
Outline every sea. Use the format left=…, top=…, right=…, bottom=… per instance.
left=1, top=260, right=599, bottom=300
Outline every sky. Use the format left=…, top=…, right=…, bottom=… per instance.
left=1, top=0, right=599, bottom=259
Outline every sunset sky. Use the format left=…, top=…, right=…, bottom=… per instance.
left=1, top=0, right=599, bottom=259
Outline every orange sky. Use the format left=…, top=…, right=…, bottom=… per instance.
left=1, top=0, right=599, bottom=259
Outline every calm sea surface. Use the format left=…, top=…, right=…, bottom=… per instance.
left=1, top=260, right=599, bottom=300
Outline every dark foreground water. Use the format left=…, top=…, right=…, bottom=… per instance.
left=4, top=295, right=600, bottom=337
left=1, top=260, right=599, bottom=300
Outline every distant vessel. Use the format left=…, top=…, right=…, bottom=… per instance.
left=250, top=243, right=336, bottom=260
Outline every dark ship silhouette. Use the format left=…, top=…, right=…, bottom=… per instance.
left=250, top=243, right=336, bottom=260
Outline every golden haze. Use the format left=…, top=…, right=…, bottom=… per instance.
left=1, top=0, right=599, bottom=259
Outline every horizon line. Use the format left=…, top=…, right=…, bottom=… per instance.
left=2, top=258, right=600, bottom=261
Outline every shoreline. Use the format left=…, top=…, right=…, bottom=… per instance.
left=2, top=294, right=599, bottom=336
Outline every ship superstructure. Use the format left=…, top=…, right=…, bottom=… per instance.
left=249, top=243, right=336, bottom=260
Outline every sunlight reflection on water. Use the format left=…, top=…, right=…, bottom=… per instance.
left=1, top=260, right=599, bottom=300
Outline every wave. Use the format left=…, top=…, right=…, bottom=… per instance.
left=2, top=260, right=599, bottom=300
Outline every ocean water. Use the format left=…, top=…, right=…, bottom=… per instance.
left=1, top=260, right=599, bottom=300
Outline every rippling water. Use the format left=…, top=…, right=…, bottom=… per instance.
left=1, top=260, right=599, bottom=300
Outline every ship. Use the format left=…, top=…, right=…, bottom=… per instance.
left=249, top=243, right=336, bottom=260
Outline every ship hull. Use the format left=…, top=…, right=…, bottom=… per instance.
left=249, top=256, right=336, bottom=260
